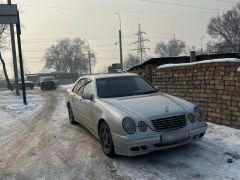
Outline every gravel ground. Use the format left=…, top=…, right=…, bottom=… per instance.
left=0, top=89, right=239, bottom=180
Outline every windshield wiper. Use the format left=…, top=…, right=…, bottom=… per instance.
left=142, top=90, right=158, bottom=94
left=131, top=90, right=158, bottom=95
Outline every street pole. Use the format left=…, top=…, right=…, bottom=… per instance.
left=201, top=36, right=205, bottom=54
left=83, top=39, right=91, bottom=75
left=119, top=30, right=123, bottom=72
left=8, top=0, right=20, bottom=95
left=88, top=50, right=92, bottom=75
left=115, top=12, right=123, bottom=72
left=16, top=11, right=27, bottom=105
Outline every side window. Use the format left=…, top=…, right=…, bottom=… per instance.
left=76, top=79, right=86, bottom=95
left=83, top=80, right=94, bottom=95
left=72, top=81, right=79, bottom=94
left=72, top=79, right=86, bottom=95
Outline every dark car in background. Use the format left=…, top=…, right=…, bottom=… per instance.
left=11, top=80, right=34, bottom=90
left=39, top=76, right=58, bottom=90
left=19, top=80, right=34, bottom=90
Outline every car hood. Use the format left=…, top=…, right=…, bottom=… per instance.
left=101, top=93, right=194, bottom=121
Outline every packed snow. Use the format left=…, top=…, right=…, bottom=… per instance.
left=0, top=89, right=239, bottom=179
left=157, top=58, right=240, bottom=69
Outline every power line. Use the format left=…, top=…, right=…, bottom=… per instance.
left=140, top=0, right=225, bottom=11
left=20, top=4, right=220, bottom=14
left=214, top=0, right=237, bottom=4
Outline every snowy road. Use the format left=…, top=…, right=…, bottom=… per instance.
left=0, top=88, right=240, bottom=180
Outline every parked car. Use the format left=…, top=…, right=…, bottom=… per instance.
left=11, top=80, right=34, bottom=90
left=19, top=80, right=34, bottom=90
left=66, top=73, right=207, bottom=157
left=39, top=76, right=58, bottom=90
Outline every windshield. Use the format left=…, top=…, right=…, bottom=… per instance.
left=96, top=76, right=158, bottom=98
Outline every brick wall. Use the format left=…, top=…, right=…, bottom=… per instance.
left=131, top=60, right=240, bottom=129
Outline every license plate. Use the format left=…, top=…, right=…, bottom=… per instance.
left=161, top=130, right=188, bottom=145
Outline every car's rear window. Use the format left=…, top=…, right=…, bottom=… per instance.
left=96, top=76, right=157, bottom=98
left=42, top=77, right=54, bottom=81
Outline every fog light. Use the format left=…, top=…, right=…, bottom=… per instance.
left=138, top=121, right=147, bottom=132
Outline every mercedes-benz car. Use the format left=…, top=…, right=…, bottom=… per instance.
left=66, top=73, right=207, bottom=157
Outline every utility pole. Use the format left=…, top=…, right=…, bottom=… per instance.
left=201, top=36, right=205, bottom=54
left=8, top=0, right=20, bottom=95
left=133, top=24, right=150, bottom=63
left=88, top=50, right=92, bottom=74
left=83, top=39, right=92, bottom=74
left=16, top=11, right=27, bottom=105
left=114, top=12, right=123, bottom=72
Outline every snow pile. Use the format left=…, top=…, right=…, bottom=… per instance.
left=0, top=90, right=45, bottom=125
left=157, top=58, right=240, bottom=69
left=237, top=66, right=240, bottom=72
left=5, top=103, right=39, bottom=115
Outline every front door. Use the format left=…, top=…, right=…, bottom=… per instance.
left=81, top=79, right=95, bottom=131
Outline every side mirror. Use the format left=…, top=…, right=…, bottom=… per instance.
left=154, top=85, right=160, bottom=91
left=82, top=93, right=94, bottom=101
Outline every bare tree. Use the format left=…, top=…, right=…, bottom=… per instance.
left=44, top=38, right=96, bottom=74
left=154, top=38, right=187, bottom=57
left=0, top=22, right=14, bottom=90
left=207, top=3, right=240, bottom=53
left=124, top=54, right=141, bottom=70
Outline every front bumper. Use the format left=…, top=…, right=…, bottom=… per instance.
left=112, top=123, right=208, bottom=156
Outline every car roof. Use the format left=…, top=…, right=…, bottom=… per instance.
left=80, top=73, right=138, bottom=80
left=42, top=76, right=54, bottom=79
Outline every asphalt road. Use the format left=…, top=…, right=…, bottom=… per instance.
left=0, top=89, right=238, bottom=180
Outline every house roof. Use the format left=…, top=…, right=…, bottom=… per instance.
left=128, top=53, right=240, bottom=71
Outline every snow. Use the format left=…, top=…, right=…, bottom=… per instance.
left=237, top=66, right=240, bottom=72
left=58, top=83, right=74, bottom=90
left=157, top=58, right=240, bottom=69
left=0, top=90, right=45, bottom=126
left=0, top=89, right=240, bottom=179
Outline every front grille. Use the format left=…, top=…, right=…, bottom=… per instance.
left=151, top=115, right=186, bottom=131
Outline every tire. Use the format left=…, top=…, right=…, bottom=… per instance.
left=68, top=104, right=77, bottom=124
left=99, top=122, right=115, bottom=157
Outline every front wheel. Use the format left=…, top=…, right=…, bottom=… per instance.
left=68, top=104, right=77, bottom=124
left=99, top=122, right=115, bottom=157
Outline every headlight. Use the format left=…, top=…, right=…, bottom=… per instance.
left=194, top=106, right=203, bottom=121
left=188, top=113, right=195, bottom=123
left=138, top=121, right=147, bottom=132
left=122, top=117, right=136, bottom=134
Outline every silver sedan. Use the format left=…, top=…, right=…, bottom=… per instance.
left=66, top=73, right=207, bottom=157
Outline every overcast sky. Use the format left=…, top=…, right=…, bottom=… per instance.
left=1, top=0, right=239, bottom=76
